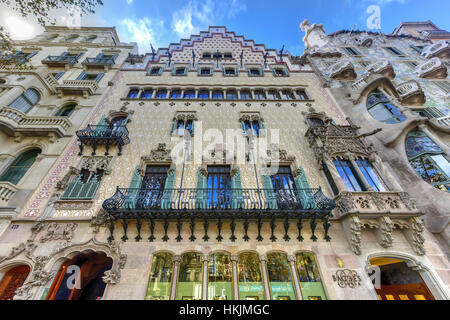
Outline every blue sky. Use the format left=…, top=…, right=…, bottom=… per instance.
left=2, top=0, right=450, bottom=55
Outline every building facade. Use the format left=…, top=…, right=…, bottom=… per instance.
left=0, top=25, right=448, bottom=301
left=392, top=21, right=450, bottom=43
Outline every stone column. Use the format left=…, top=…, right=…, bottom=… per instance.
left=202, top=254, right=209, bottom=300
left=170, top=255, right=181, bottom=300
left=259, top=254, right=271, bottom=300
left=288, top=255, right=303, bottom=300
left=231, top=254, right=239, bottom=300
left=322, top=155, right=348, bottom=193
left=419, top=124, right=450, bottom=156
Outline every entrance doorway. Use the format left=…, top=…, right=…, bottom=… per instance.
left=370, top=257, right=435, bottom=300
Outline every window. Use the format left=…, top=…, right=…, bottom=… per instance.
left=267, top=252, right=296, bottom=300
left=208, top=252, right=233, bottom=300
left=295, top=252, right=327, bottom=300
left=198, top=90, right=209, bottom=99
left=344, top=47, right=361, bottom=56
left=308, top=118, right=325, bottom=127
left=0, top=265, right=31, bottom=300
left=268, top=90, right=281, bottom=100
left=237, top=252, right=265, bottom=300
left=281, top=90, right=295, bottom=100
left=76, top=72, right=104, bottom=83
left=254, top=90, right=266, bottom=100
left=46, top=34, right=58, bottom=41
left=212, top=90, right=223, bottom=100
left=127, top=89, right=140, bottom=99
left=141, top=89, right=153, bottom=99
left=0, top=149, right=41, bottom=185
left=404, top=61, right=418, bottom=69
left=333, top=158, right=366, bottom=192
left=176, top=253, right=203, bottom=300
left=207, top=166, right=232, bottom=209
left=406, top=131, right=450, bottom=191
left=146, top=252, right=173, bottom=300
left=85, top=35, right=97, bottom=43
left=136, top=165, right=170, bottom=208
left=156, top=89, right=167, bottom=99
left=223, top=53, right=233, bottom=59
left=385, top=47, right=405, bottom=56
left=410, top=45, right=424, bottom=54
left=270, top=166, right=298, bottom=206
left=224, top=67, right=237, bottom=76
left=183, top=90, right=196, bottom=99
left=296, top=90, right=309, bottom=100
left=174, top=119, right=194, bottom=136
left=199, top=67, right=212, bottom=76
left=248, top=68, right=262, bottom=76
left=52, top=72, right=65, bottom=80
left=202, top=52, right=212, bottom=59
left=243, top=120, right=260, bottom=137
left=8, top=88, right=40, bottom=114
left=55, top=104, right=76, bottom=117
left=356, top=159, right=385, bottom=192
left=174, top=67, right=187, bottom=76
left=272, top=68, right=288, bottom=77
left=61, top=167, right=105, bottom=200
left=240, top=90, right=252, bottom=100
left=226, top=90, right=238, bottom=100
left=432, top=81, right=450, bottom=94
left=148, top=67, right=163, bottom=76
left=170, top=90, right=182, bottom=99
left=367, top=90, right=406, bottom=124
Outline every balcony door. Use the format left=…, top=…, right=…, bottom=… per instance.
left=107, top=117, right=126, bottom=137
left=207, top=166, right=231, bottom=209
left=137, top=165, right=170, bottom=209
left=270, top=166, right=299, bottom=209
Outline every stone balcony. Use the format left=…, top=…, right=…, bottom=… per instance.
left=0, top=107, right=72, bottom=141
left=421, top=40, right=450, bottom=60
left=396, top=80, right=426, bottom=105
left=334, top=191, right=425, bottom=256
left=363, top=60, right=396, bottom=79
left=55, top=80, right=99, bottom=98
left=0, top=182, right=18, bottom=206
left=0, top=68, right=58, bottom=94
left=414, top=57, right=448, bottom=79
left=328, top=60, right=357, bottom=80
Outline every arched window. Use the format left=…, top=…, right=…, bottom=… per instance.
left=46, top=252, right=113, bottom=300
left=366, top=90, right=406, bottom=124
left=308, top=118, right=325, bottom=127
left=295, top=252, right=327, bottom=300
left=267, top=252, right=296, bottom=300
left=46, top=34, right=58, bottom=41
left=208, top=252, right=233, bottom=300
left=406, top=130, right=450, bottom=191
left=55, top=104, right=76, bottom=117
left=146, top=252, right=174, bottom=300
left=237, top=252, right=265, bottom=300
left=176, top=252, right=203, bottom=300
left=0, top=148, right=41, bottom=185
left=85, top=35, right=97, bottom=43
left=9, top=88, right=40, bottom=114
left=0, top=265, right=30, bottom=300
left=66, top=34, right=79, bottom=42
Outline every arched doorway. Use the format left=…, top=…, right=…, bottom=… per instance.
left=0, top=265, right=31, bottom=300
left=46, top=252, right=113, bottom=300
left=369, top=257, right=435, bottom=300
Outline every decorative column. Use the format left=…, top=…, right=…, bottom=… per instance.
left=202, top=254, right=209, bottom=300
left=322, top=155, right=348, bottom=193
left=231, top=254, right=239, bottom=300
left=259, top=254, right=271, bottom=300
left=170, top=255, right=181, bottom=300
left=288, top=255, right=303, bottom=300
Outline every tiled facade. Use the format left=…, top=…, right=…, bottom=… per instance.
left=0, top=25, right=448, bottom=301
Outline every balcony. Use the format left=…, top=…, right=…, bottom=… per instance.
left=421, top=40, right=450, bottom=60
left=102, top=187, right=336, bottom=243
left=0, top=107, right=72, bottom=140
left=41, top=55, right=79, bottom=69
left=414, top=57, right=448, bottom=79
left=82, top=57, right=116, bottom=70
left=363, top=60, right=396, bottom=79
left=76, top=125, right=130, bottom=156
left=0, top=182, right=18, bottom=206
left=396, top=80, right=426, bottom=105
left=55, top=80, right=99, bottom=98
left=328, top=60, right=357, bottom=80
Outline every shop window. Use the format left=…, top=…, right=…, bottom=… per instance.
left=146, top=252, right=174, bottom=300
left=367, top=90, right=406, bottom=124
left=267, top=253, right=296, bottom=300
left=406, top=130, right=450, bottom=191
left=0, top=148, right=41, bottom=185
left=237, top=252, right=265, bottom=300
left=208, top=252, right=233, bottom=300
left=176, top=253, right=203, bottom=300
left=295, top=252, right=327, bottom=300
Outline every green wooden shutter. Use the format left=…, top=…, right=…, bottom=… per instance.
left=240, top=121, right=246, bottom=134
left=294, top=167, right=317, bottom=209
left=195, top=167, right=208, bottom=209
left=124, top=166, right=143, bottom=209
left=161, top=166, right=176, bottom=210
left=231, top=166, right=244, bottom=209
left=94, top=115, right=108, bottom=136
left=261, top=168, right=278, bottom=209
left=170, top=120, right=177, bottom=135
left=191, top=121, right=195, bottom=136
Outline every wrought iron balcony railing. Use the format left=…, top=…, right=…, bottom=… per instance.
left=82, top=57, right=116, bottom=66
left=76, top=125, right=130, bottom=156
left=42, top=55, right=78, bottom=65
left=102, top=187, right=336, bottom=243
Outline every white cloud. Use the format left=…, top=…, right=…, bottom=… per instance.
left=126, top=0, right=133, bottom=5
left=119, top=17, right=164, bottom=52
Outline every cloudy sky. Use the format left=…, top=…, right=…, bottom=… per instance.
left=1, top=0, right=449, bottom=55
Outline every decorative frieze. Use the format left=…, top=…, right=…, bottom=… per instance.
left=39, top=223, right=78, bottom=243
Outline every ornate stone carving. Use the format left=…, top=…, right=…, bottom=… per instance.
left=404, top=217, right=426, bottom=256
left=39, top=223, right=78, bottom=243
left=174, top=111, right=198, bottom=122
left=376, top=216, right=393, bottom=248
left=421, top=40, right=450, bottom=60
left=361, top=60, right=395, bottom=80
left=398, top=192, right=418, bottom=211
left=54, top=200, right=94, bottom=211
left=0, top=240, right=37, bottom=264
left=349, top=216, right=362, bottom=255
left=56, top=166, right=80, bottom=190
left=414, top=57, right=448, bottom=79
left=14, top=270, right=56, bottom=300
left=328, top=60, right=357, bottom=80
left=396, top=80, right=426, bottom=105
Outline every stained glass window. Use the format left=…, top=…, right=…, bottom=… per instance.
left=367, top=91, right=406, bottom=124
left=406, top=131, right=450, bottom=191
left=267, top=253, right=296, bottom=300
